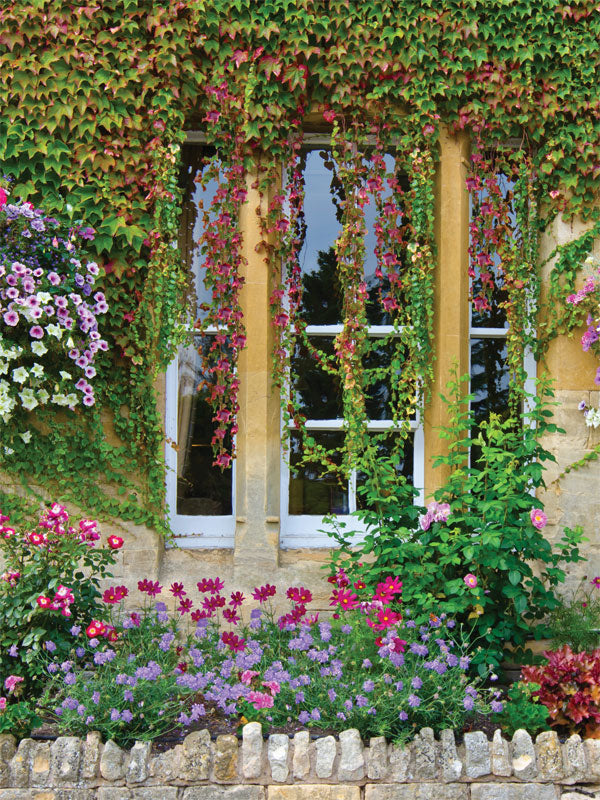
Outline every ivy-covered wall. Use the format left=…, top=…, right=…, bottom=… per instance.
left=0, top=0, right=599, bottom=536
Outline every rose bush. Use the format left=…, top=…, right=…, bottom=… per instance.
left=0, top=503, right=120, bottom=715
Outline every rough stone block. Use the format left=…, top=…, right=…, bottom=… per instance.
left=81, top=731, right=102, bottom=781
left=181, top=729, right=212, bottom=782
left=97, top=789, right=132, bottom=800
left=491, top=729, right=511, bottom=777
left=292, top=732, right=310, bottom=780
left=412, top=727, right=437, bottom=780
left=213, top=735, right=239, bottom=782
left=463, top=731, right=491, bottom=778
left=131, top=789, right=179, bottom=800
left=536, top=731, right=563, bottom=781
left=150, top=745, right=183, bottom=783
left=314, top=735, right=336, bottom=779
left=126, top=741, right=151, bottom=784
left=470, top=784, right=558, bottom=800
left=8, top=738, right=33, bottom=787
left=563, top=734, right=588, bottom=783
left=584, top=738, right=600, bottom=780
left=268, top=734, right=289, bottom=783
left=366, top=737, right=388, bottom=780
left=242, top=722, right=263, bottom=780
left=100, top=740, right=126, bottom=782
left=337, top=729, right=364, bottom=781
left=184, top=788, right=266, bottom=799
left=268, top=788, right=360, bottom=800
left=364, top=784, right=468, bottom=800
left=29, top=741, right=51, bottom=787
left=439, top=730, right=462, bottom=782
left=388, top=743, right=410, bottom=781
left=50, top=736, right=81, bottom=786
left=511, top=729, right=537, bottom=780
left=0, top=735, right=16, bottom=789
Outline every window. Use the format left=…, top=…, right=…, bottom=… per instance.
left=279, top=139, right=424, bottom=548
left=468, top=169, right=536, bottom=456
left=164, top=144, right=235, bottom=546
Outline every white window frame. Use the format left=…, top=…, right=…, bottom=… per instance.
left=279, top=138, right=425, bottom=548
left=165, top=135, right=236, bottom=547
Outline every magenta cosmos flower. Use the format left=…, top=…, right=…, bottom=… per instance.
left=530, top=508, right=548, bottom=530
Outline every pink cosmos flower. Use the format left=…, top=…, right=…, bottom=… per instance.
left=252, top=584, right=276, bottom=603
left=463, top=574, right=478, bottom=588
left=591, top=577, right=600, bottom=588
left=0, top=188, right=7, bottom=208
left=530, top=508, right=548, bottom=529
left=330, top=587, right=359, bottom=610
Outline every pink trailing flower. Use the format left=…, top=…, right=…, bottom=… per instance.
left=4, top=676, right=24, bottom=694
left=530, top=508, right=548, bottom=530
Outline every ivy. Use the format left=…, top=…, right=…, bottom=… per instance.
left=0, top=0, right=599, bottom=529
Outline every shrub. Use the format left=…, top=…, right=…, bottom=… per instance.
left=548, top=577, right=600, bottom=652
left=0, top=503, right=120, bottom=711
left=496, top=681, right=550, bottom=738
left=39, top=571, right=499, bottom=746
left=328, top=372, right=584, bottom=674
left=522, top=645, right=600, bottom=736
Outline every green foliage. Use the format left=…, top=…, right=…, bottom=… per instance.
left=0, top=0, right=599, bottom=521
left=497, top=682, right=550, bottom=738
left=329, top=370, right=584, bottom=674
left=549, top=578, right=600, bottom=653
left=0, top=700, right=41, bottom=738
left=0, top=505, right=118, bottom=700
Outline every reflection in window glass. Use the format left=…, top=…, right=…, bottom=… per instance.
left=176, top=339, right=233, bottom=516
left=289, top=431, right=349, bottom=515
left=356, top=432, right=414, bottom=510
left=470, top=337, right=510, bottom=425
left=291, top=336, right=342, bottom=420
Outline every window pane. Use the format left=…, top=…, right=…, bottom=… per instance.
left=176, top=339, right=233, bottom=516
left=289, top=430, right=349, bottom=515
left=178, top=144, right=219, bottom=321
left=470, top=337, right=510, bottom=425
left=297, top=148, right=399, bottom=326
left=356, top=432, right=414, bottom=510
left=290, top=336, right=343, bottom=419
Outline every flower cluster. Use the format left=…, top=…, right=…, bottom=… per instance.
left=419, top=500, right=451, bottom=532
left=566, top=258, right=600, bottom=398
left=42, top=569, right=498, bottom=747
left=0, top=192, right=108, bottom=426
left=0, top=503, right=119, bottom=704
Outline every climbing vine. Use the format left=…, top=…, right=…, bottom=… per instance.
left=0, top=0, right=599, bottom=529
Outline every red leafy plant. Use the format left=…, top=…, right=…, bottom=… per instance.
left=522, top=645, right=600, bottom=736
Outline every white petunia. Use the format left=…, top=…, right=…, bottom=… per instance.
left=19, top=389, right=38, bottom=411
left=31, top=341, right=48, bottom=356
left=11, top=367, right=29, bottom=384
left=45, top=324, right=63, bottom=339
left=20, top=430, right=31, bottom=443
left=59, top=371, right=71, bottom=381
left=30, top=363, right=44, bottom=379
left=37, top=388, right=49, bottom=404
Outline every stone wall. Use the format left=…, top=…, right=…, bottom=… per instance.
left=2, top=723, right=600, bottom=799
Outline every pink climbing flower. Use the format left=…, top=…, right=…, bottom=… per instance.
left=530, top=508, right=548, bottom=530
left=463, top=574, right=478, bottom=589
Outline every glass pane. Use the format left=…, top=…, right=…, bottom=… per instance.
left=290, top=336, right=343, bottom=419
left=356, top=432, right=414, bottom=510
left=470, top=337, right=510, bottom=425
left=364, top=337, right=400, bottom=420
left=178, top=144, right=219, bottom=321
left=470, top=173, right=516, bottom=328
left=289, top=430, right=349, bottom=515
left=176, top=338, right=232, bottom=516
left=298, top=148, right=399, bottom=326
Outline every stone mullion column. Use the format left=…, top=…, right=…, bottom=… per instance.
left=423, top=128, right=471, bottom=495
left=234, top=163, right=281, bottom=587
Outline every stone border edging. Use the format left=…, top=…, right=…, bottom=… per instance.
left=0, top=724, right=599, bottom=798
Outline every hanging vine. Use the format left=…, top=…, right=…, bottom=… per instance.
left=0, top=0, right=599, bottom=529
